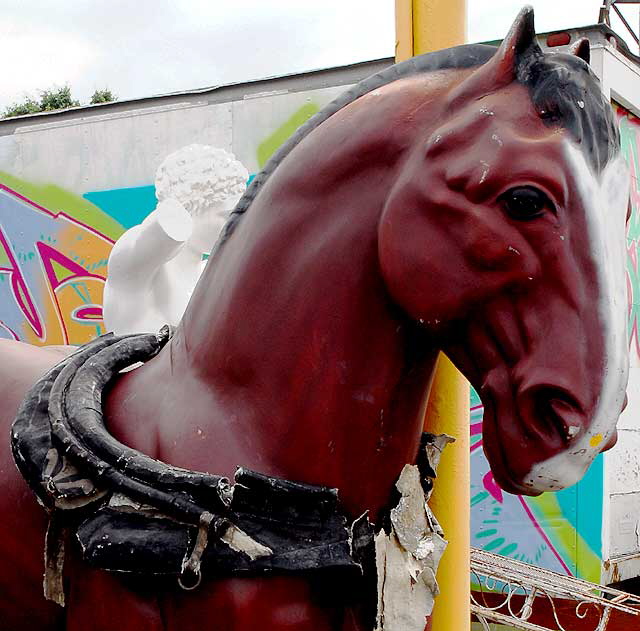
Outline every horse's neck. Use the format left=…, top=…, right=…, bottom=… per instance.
left=182, top=79, right=447, bottom=377
left=108, top=88, right=444, bottom=517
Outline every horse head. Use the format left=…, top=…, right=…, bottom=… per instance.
left=378, top=7, right=629, bottom=496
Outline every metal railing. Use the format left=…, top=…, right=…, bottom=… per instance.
left=599, top=0, right=640, bottom=51
left=471, top=547, right=640, bottom=630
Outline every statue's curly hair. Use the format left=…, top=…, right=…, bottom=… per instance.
left=155, top=144, right=249, bottom=217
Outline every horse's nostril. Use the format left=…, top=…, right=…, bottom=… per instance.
left=520, top=386, right=584, bottom=446
left=547, top=397, right=583, bottom=444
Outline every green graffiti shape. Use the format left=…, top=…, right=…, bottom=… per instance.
left=0, top=172, right=124, bottom=242
left=256, top=103, right=320, bottom=169
left=619, top=114, right=640, bottom=240
left=528, top=492, right=601, bottom=582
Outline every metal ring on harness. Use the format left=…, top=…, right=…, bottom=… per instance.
left=178, top=511, right=221, bottom=591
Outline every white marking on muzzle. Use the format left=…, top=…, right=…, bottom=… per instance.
left=523, top=142, right=629, bottom=492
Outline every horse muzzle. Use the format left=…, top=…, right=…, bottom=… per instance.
left=480, top=385, right=585, bottom=496
left=517, top=385, right=586, bottom=449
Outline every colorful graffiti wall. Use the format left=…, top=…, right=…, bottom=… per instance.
left=0, top=176, right=123, bottom=345
left=470, top=386, right=603, bottom=581
left=0, top=85, right=345, bottom=347
left=0, top=78, right=639, bottom=583
left=607, top=105, right=640, bottom=566
left=621, top=107, right=640, bottom=362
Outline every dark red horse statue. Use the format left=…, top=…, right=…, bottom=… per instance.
left=0, top=7, right=630, bottom=631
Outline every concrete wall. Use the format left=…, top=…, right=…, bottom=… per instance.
left=603, top=103, right=640, bottom=582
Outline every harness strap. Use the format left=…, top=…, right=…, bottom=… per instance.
left=178, top=512, right=220, bottom=591
left=43, top=512, right=68, bottom=606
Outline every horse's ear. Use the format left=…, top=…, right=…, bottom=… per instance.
left=569, top=38, right=591, bottom=65
left=448, top=6, right=542, bottom=107
left=493, top=5, right=539, bottom=77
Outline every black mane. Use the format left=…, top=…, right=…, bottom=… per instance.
left=218, top=41, right=619, bottom=248
left=516, top=49, right=620, bottom=174
left=217, top=43, right=497, bottom=247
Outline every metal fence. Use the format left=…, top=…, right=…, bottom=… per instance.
left=471, top=547, right=640, bottom=630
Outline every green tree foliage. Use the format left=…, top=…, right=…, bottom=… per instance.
left=90, top=89, right=116, bottom=104
left=3, top=98, right=41, bottom=118
left=3, top=85, right=116, bottom=119
left=39, top=86, right=80, bottom=112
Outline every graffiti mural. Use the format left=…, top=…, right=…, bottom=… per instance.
left=618, top=105, right=640, bottom=360
left=0, top=174, right=123, bottom=345
left=256, top=103, right=320, bottom=168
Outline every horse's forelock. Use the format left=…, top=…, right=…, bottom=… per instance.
left=515, top=49, right=620, bottom=175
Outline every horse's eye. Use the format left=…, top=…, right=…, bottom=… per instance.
left=499, top=186, right=553, bottom=221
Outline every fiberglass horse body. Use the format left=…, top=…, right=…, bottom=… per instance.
left=0, top=8, right=631, bottom=631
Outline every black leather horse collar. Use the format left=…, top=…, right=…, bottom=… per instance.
left=11, top=328, right=373, bottom=605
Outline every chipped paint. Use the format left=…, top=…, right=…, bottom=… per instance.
left=590, top=433, right=603, bottom=448
left=221, top=524, right=273, bottom=560
left=524, top=145, right=629, bottom=492
left=374, top=435, right=452, bottom=631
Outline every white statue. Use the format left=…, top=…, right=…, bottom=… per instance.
left=103, top=145, right=249, bottom=335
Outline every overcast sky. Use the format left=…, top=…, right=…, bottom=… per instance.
left=0, top=0, right=637, bottom=112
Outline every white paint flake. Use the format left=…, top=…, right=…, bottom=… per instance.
left=221, top=524, right=272, bottom=560
left=374, top=435, right=453, bottom=631
left=479, top=160, right=491, bottom=184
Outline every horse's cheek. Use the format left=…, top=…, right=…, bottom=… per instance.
left=378, top=216, right=449, bottom=317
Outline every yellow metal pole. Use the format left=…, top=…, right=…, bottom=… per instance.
left=424, top=355, right=470, bottom=631
left=412, top=0, right=467, bottom=55
left=394, top=0, right=414, bottom=61
left=395, top=2, right=470, bottom=630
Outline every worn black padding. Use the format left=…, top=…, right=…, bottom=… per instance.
left=11, top=333, right=127, bottom=509
left=77, top=467, right=369, bottom=577
left=10, top=330, right=370, bottom=582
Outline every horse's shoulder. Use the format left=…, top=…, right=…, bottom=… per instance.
left=0, top=340, right=68, bottom=425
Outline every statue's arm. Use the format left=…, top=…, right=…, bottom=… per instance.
left=106, top=199, right=193, bottom=287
